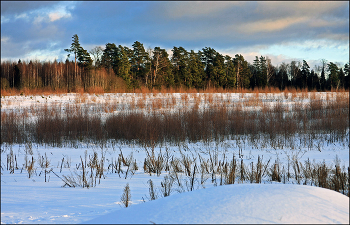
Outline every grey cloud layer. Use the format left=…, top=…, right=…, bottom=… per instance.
left=1, top=1, right=57, bottom=15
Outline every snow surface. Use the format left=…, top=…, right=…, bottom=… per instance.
left=83, top=183, right=349, bottom=224
left=1, top=92, right=349, bottom=224
left=1, top=141, right=349, bottom=224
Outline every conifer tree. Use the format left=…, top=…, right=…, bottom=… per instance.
left=131, top=41, right=149, bottom=85
left=65, top=34, right=81, bottom=87
left=327, top=62, right=339, bottom=90
left=188, top=50, right=205, bottom=89
left=224, top=55, right=236, bottom=89
left=301, top=60, right=310, bottom=89
left=233, top=54, right=251, bottom=89
left=212, top=52, right=225, bottom=88
left=172, top=47, right=190, bottom=88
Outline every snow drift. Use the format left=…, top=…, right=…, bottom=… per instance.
left=83, top=183, right=349, bottom=224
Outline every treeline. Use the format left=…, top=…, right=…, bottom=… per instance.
left=1, top=34, right=349, bottom=92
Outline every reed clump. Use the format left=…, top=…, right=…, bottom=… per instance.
left=2, top=142, right=349, bottom=196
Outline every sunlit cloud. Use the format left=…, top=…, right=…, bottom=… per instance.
left=48, top=11, right=71, bottom=22
left=33, top=4, right=73, bottom=24
left=47, top=3, right=73, bottom=22
left=237, top=17, right=308, bottom=34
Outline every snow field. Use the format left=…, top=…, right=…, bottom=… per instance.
left=1, top=92, right=349, bottom=224
left=1, top=140, right=348, bottom=224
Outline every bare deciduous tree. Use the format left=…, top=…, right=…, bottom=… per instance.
left=89, top=46, right=103, bottom=67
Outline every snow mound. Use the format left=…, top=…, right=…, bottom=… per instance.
left=82, top=184, right=349, bottom=224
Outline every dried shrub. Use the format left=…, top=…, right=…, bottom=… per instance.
left=121, top=183, right=131, bottom=207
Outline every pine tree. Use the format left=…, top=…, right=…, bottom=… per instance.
left=65, top=34, right=81, bottom=89
left=171, top=46, right=190, bottom=88
left=338, top=68, right=345, bottom=90
left=224, top=55, right=236, bottom=89
left=259, top=56, right=267, bottom=88
left=319, top=59, right=327, bottom=91
left=201, top=47, right=216, bottom=89
left=301, top=60, right=310, bottom=90
left=188, top=50, right=205, bottom=89
left=116, top=45, right=132, bottom=88
left=131, top=41, right=149, bottom=85
left=252, top=56, right=260, bottom=89
left=151, top=47, right=172, bottom=88
left=233, top=54, right=251, bottom=89
left=212, top=52, right=225, bottom=88
left=101, top=43, right=118, bottom=72
left=344, top=63, right=349, bottom=89
left=327, top=62, right=339, bottom=90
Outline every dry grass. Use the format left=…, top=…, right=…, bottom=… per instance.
left=2, top=92, right=348, bottom=148
left=151, top=97, right=163, bottom=110
left=2, top=85, right=349, bottom=97
left=85, top=86, right=105, bottom=94
left=2, top=140, right=349, bottom=196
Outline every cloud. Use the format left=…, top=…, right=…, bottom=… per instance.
left=316, top=33, right=349, bottom=42
left=255, top=1, right=347, bottom=18
left=47, top=3, right=74, bottom=22
left=24, top=44, right=64, bottom=62
left=1, top=1, right=76, bottom=62
left=237, top=1, right=348, bottom=35
left=237, top=17, right=308, bottom=34
left=1, top=1, right=76, bottom=25
left=1, top=35, right=66, bottom=62
left=294, top=1, right=347, bottom=16
left=161, top=1, right=245, bottom=19
left=33, top=15, right=44, bottom=24
left=1, top=1, right=57, bottom=15
left=1, top=37, right=10, bottom=43
left=307, top=18, right=340, bottom=28
left=37, top=3, right=74, bottom=24
left=259, top=39, right=349, bottom=66
left=48, top=11, right=71, bottom=22
left=14, top=13, right=28, bottom=20
left=1, top=15, right=10, bottom=24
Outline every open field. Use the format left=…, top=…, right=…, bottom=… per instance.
left=1, top=91, right=349, bottom=224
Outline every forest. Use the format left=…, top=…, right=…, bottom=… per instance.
left=1, top=34, right=349, bottom=93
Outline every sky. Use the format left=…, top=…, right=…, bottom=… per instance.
left=1, top=1, right=349, bottom=69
